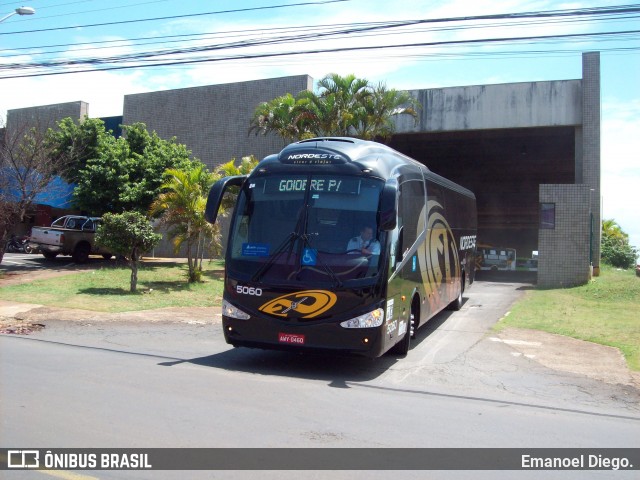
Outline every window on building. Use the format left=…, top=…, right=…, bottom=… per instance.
left=540, top=203, right=556, bottom=229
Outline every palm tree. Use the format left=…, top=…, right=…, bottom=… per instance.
left=355, top=83, right=419, bottom=141
left=602, top=219, right=629, bottom=246
left=314, top=73, right=371, bottom=136
left=249, top=73, right=421, bottom=142
left=216, top=155, right=260, bottom=212
left=249, top=93, right=310, bottom=143
left=149, top=166, right=216, bottom=282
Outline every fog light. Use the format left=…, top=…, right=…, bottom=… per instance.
left=363, top=338, right=369, bottom=344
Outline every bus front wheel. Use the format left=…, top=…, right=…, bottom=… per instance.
left=390, top=299, right=418, bottom=356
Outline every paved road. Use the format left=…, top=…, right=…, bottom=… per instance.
left=1, top=278, right=639, bottom=480
left=1, top=252, right=113, bottom=271
left=1, top=252, right=49, bottom=269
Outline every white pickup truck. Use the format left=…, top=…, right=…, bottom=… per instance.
left=30, top=216, right=112, bottom=263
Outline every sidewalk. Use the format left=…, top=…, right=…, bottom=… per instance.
left=0, top=299, right=221, bottom=333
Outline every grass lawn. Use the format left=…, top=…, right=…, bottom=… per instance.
left=0, top=260, right=225, bottom=313
left=494, top=265, right=640, bottom=371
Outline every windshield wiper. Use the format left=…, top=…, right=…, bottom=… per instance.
left=251, top=200, right=309, bottom=283
left=251, top=231, right=299, bottom=283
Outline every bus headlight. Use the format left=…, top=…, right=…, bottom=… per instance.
left=222, top=300, right=250, bottom=320
left=340, top=308, right=384, bottom=329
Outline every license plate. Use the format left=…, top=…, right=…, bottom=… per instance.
left=278, top=333, right=305, bottom=345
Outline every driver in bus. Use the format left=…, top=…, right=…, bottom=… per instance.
left=347, top=225, right=380, bottom=256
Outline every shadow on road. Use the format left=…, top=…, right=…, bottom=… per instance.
left=474, top=270, right=537, bottom=285
left=157, top=305, right=464, bottom=386
left=158, top=347, right=398, bottom=386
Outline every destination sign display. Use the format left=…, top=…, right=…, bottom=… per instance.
left=264, top=177, right=360, bottom=195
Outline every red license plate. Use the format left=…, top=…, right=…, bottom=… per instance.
left=278, top=333, right=305, bottom=345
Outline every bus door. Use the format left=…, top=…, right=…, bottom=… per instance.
left=387, top=170, right=426, bottom=337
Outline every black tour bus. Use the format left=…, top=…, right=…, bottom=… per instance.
left=205, top=137, right=477, bottom=357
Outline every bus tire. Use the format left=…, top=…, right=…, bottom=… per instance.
left=448, top=276, right=464, bottom=311
left=389, top=299, right=418, bottom=356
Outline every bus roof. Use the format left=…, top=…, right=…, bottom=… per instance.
left=257, top=137, right=474, bottom=199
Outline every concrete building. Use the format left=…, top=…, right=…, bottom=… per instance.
left=123, top=75, right=313, bottom=165
left=5, top=101, right=89, bottom=137
left=391, top=52, right=601, bottom=287
left=3, top=52, right=601, bottom=287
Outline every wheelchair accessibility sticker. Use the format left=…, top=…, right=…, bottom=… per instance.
left=302, top=248, right=317, bottom=266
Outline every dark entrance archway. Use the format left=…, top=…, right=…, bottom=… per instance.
left=389, top=126, right=576, bottom=272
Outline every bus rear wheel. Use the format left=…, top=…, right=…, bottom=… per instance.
left=448, top=275, right=464, bottom=311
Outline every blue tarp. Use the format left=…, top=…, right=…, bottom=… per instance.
left=0, top=169, right=76, bottom=209
left=33, top=176, right=76, bottom=208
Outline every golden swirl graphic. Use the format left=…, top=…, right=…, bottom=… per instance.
left=259, top=290, right=337, bottom=319
left=417, top=201, right=461, bottom=309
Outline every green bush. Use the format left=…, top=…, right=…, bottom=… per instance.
left=601, top=234, right=638, bottom=269
left=96, top=211, right=162, bottom=292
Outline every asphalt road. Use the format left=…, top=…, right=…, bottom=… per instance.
left=0, top=252, right=113, bottom=271
left=1, top=276, right=639, bottom=480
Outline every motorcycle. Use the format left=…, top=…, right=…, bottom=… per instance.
left=24, top=240, right=38, bottom=254
left=5, top=235, right=31, bottom=253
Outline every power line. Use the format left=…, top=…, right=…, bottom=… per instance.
left=0, top=3, right=638, bottom=79
left=2, top=3, right=639, bottom=60
left=1, top=28, right=637, bottom=79
left=5, top=11, right=640, bottom=60
left=0, top=0, right=352, bottom=35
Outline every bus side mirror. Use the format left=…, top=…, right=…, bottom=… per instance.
left=379, top=179, right=397, bottom=231
left=205, top=175, right=246, bottom=224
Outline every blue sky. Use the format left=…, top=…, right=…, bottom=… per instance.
left=1, top=0, right=639, bottom=251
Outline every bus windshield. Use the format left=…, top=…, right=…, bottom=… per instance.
left=227, top=174, right=385, bottom=286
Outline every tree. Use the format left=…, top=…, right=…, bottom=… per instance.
left=601, top=219, right=637, bottom=269
left=95, top=211, right=161, bottom=292
left=249, top=94, right=309, bottom=144
left=215, top=155, right=259, bottom=210
left=354, top=83, right=419, bottom=140
left=149, top=166, right=216, bottom=283
left=72, top=123, right=198, bottom=216
left=602, top=219, right=627, bottom=242
left=46, top=116, right=113, bottom=185
left=312, top=73, right=372, bottom=136
left=0, top=122, right=70, bottom=264
left=249, top=73, right=419, bottom=142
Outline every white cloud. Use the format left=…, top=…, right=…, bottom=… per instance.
left=602, top=98, right=640, bottom=175
left=0, top=68, right=149, bottom=118
left=601, top=99, right=640, bottom=250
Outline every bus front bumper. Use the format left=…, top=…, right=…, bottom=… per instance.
left=222, top=316, right=386, bottom=358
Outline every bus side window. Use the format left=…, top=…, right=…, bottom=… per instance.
left=398, top=178, right=425, bottom=254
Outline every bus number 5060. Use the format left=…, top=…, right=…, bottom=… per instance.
left=237, top=285, right=263, bottom=296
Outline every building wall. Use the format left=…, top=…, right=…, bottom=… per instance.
left=538, top=184, right=592, bottom=287
left=580, top=52, right=602, bottom=273
left=6, top=101, right=89, bottom=136
left=395, top=80, right=582, bottom=133
left=393, top=53, right=600, bottom=287
left=123, top=75, right=314, bottom=169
